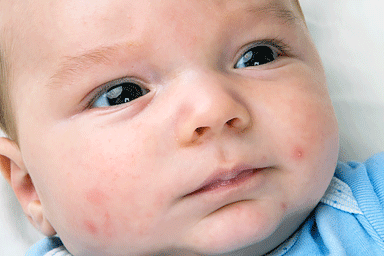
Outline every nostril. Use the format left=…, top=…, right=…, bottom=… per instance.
left=226, top=117, right=250, bottom=131
left=195, top=127, right=210, bottom=136
left=226, top=118, right=239, bottom=128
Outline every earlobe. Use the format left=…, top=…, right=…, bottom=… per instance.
left=28, top=200, right=56, bottom=236
left=0, top=137, right=56, bottom=236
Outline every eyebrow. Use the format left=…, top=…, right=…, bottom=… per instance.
left=48, top=43, right=131, bottom=89
left=47, top=3, right=299, bottom=89
left=245, top=2, right=299, bottom=25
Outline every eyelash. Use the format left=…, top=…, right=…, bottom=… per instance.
left=234, top=38, right=291, bottom=68
left=85, top=78, right=149, bottom=109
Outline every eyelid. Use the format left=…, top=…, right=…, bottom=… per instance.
left=84, top=77, right=149, bottom=109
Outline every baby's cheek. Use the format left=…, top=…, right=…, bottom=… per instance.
left=283, top=105, right=338, bottom=203
left=81, top=188, right=114, bottom=237
left=287, top=129, right=326, bottom=166
left=86, top=187, right=110, bottom=207
left=84, top=220, right=98, bottom=235
left=75, top=177, right=169, bottom=245
left=288, top=102, right=336, bottom=163
left=82, top=213, right=114, bottom=238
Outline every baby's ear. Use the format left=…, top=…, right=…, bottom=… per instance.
left=0, top=137, right=56, bottom=236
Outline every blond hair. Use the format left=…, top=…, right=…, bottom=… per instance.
left=0, top=27, right=17, bottom=143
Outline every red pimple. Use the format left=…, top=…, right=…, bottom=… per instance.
left=292, top=146, right=304, bottom=161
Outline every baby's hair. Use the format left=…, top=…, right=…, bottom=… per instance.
left=0, top=35, right=16, bottom=143
left=0, top=23, right=17, bottom=143
left=293, top=0, right=304, bottom=19
left=0, top=0, right=304, bottom=145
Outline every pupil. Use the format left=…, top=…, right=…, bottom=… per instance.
left=107, top=83, right=143, bottom=105
left=246, top=46, right=275, bottom=66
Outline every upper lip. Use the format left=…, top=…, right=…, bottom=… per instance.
left=184, top=164, right=266, bottom=197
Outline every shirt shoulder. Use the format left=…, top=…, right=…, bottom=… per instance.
left=26, top=237, right=71, bottom=256
left=335, top=152, right=384, bottom=221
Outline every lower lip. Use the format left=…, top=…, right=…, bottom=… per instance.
left=186, top=168, right=266, bottom=197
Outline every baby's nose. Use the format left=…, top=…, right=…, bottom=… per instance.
left=173, top=70, right=252, bottom=146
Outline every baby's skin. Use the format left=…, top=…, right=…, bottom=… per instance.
left=0, top=0, right=339, bottom=255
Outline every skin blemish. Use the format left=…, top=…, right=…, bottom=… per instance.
left=86, top=188, right=108, bottom=206
left=84, top=220, right=99, bottom=235
left=292, top=146, right=304, bottom=161
left=103, top=212, right=114, bottom=238
left=281, top=202, right=288, bottom=212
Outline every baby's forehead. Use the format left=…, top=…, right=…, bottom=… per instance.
left=1, top=0, right=301, bottom=43
left=2, top=0, right=303, bottom=82
left=3, top=0, right=301, bottom=23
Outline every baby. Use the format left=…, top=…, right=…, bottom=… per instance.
left=0, top=0, right=383, bottom=255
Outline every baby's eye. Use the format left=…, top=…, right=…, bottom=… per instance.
left=235, top=42, right=285, bottom=68
left=92, top=80, right=149, bottom=108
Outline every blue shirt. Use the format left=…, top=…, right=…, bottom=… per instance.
left=27, top=153, right=384, bottom=256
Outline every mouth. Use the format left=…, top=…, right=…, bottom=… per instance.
left=184, top=166, right=268, bottom=197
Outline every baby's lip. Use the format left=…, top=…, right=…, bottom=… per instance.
left=184, top=165, right=268, bottom=197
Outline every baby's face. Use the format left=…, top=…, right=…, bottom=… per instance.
left=9, top=0, right=338, bottom=255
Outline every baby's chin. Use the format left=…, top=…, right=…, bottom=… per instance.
left=179, top=202, right=314, bottom=256
left=176, top=202, right=292, bottom=255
